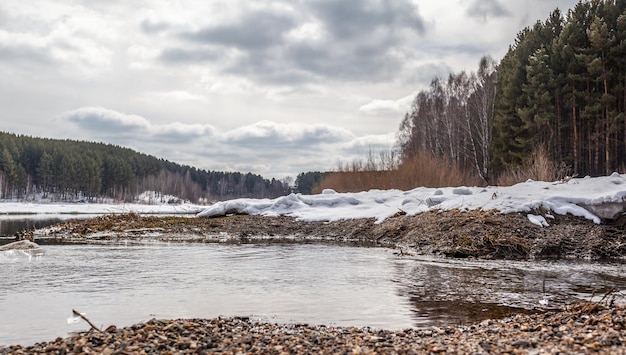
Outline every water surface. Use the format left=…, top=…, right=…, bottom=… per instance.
left=1, top=243, right=625, bottom=346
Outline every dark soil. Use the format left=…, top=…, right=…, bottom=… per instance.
left=30, top=209, right=626, bottom=259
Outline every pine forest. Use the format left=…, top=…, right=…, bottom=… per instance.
left=399, top=0, right=626, bottom=183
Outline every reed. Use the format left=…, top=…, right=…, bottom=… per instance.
left=313, top=151, right=482, bottom=193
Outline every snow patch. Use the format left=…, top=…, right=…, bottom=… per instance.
left=527, top=214, right=550, bottom=227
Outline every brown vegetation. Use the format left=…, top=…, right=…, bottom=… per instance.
left=313, top=151, right=483, bottom=193
left=314, top=143, right=572, bottom=194
left=495, top=145, right=570, bottom=186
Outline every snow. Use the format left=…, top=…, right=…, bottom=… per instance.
left=1, top=175, right=626, bottom=227
left=197, top=174, right=626, bottom=225
left=527, top=214, right=550, bottom=227
left=0, top=201, right=205, bottom=216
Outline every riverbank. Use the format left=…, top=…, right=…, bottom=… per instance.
left=2, top=302, right=624, bottom=354
left=27, top=210, right=626, bottom=259
left=4, top=211, right=626, bottom=353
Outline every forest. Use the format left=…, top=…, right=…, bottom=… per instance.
left=397, top=0, right=626, bottom=185
left=0, top=132, right=291, bottom=203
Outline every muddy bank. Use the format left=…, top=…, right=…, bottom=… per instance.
left=3, top=302, right=624, bottom=354
left=28, top=209, right=626, bottom=259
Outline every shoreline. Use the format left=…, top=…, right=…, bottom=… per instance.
left=2, top=302, right=624, bottom=354
left=25, top=210, right=626, bottom=259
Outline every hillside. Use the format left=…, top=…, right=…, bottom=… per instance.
left=0, top=132, right=290, bottom=203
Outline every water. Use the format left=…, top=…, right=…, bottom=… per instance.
left=0, top=216, right=95, bottom=237
left=1, top=243, right=625, bottom=347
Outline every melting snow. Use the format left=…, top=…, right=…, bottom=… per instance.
left=197, top=174, right=626, bottom=225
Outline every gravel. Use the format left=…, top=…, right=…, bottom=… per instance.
left=2, top=302, right=625, bottom=354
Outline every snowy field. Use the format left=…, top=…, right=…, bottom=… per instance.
left=1, top=174, right=626, bottom=227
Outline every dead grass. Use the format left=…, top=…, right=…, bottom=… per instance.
left=312, top=145, right=569, bottom=192
left=495, top=145, right=570, bottom=186
left=313, top=151, right=483, bottom=193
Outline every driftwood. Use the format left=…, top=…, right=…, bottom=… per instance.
left=72, top=309, right=101, bottom=332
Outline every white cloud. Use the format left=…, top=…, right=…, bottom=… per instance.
left=65, top=107, right=151, bottom=133
left=152, top=122, right=216, bottom=141
left=222, top=120, right=355, bottom=146
left=344, top=133, right=397, bottom=148
left=359, top=94, right=415, bottom=115
left=142, top=90, right=208, bottom=103
left=0, top=2, right=116, bottom=76
left=64, top=107, right=216, bottom=142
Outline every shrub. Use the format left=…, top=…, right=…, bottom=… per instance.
left=313, top=150, right=483, bottom=193
left=495, top=145, right=570, bottom=186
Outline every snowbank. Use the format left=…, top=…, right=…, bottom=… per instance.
left=198, top=174, right=626, bottom=224
left=0, top=201, right=205, bottom=216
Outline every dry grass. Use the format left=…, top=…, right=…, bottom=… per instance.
left=495, top=145, right=570, bottom=186
left=313, top=151, right=483, bottom=193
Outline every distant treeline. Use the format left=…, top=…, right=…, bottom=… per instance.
left=400, top=0, right=626, bottom=183
left=0, top=132, right=291, bottom=202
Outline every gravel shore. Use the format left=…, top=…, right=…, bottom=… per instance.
left=2, top=302, right=624, bottom=354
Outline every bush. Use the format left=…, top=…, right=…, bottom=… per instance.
left=495, top=145, right=570, bottom=186
left=313, top=150, right=483, bottom=193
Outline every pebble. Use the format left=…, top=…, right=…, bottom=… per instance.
left=2, top=303, right=626, bottom=354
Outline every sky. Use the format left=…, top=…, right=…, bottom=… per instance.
left=0, top=0, right=580, bottom=179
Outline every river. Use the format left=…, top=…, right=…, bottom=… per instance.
left=1, top=242, right=625, bottom=347
left=0, top=215, right=96, bottom=237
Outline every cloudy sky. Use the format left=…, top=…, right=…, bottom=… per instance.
left=0, top=0, right=579, bottom=179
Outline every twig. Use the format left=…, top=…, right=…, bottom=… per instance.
left=72, top=309, right=101, bottom=332
left=598, top=287, right=616, bottom=305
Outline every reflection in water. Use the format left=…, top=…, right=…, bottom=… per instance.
left=408, top=301, right=534, bottom=326
left=0, top=216, right=96, bottom=238
left=1, top=243, right=625, bottom=347
left=395, top=256, right=626, bottom=326
left=0, top=218, right=63, bottom=237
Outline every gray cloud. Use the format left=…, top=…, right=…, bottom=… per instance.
left=157, top=0, right=427, bottom=84
left=310, top=0, right=426, bottom=40
left=0, top=31, right=54, bottom=66
left=140, top=18, right=170, bottom=34
left=466, top=0, right=510, bottom=22
left=182, top=9, right=296, bottom=50
left=158, top=48, right=219, bottom=63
